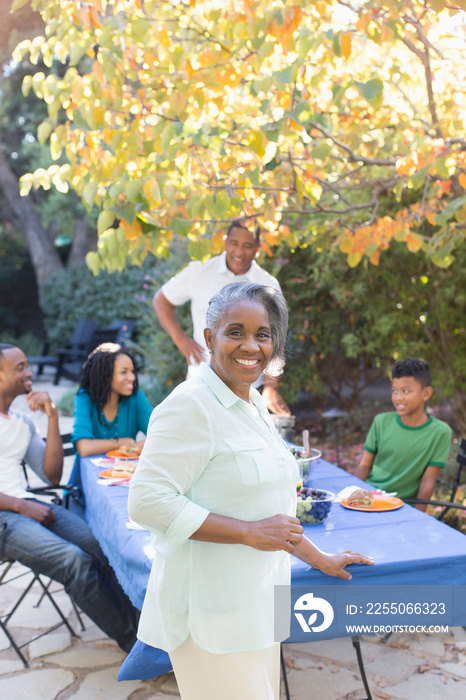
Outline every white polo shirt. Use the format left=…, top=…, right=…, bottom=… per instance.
left=161, top=252, right=281, bottom=355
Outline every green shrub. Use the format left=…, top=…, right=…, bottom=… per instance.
left=56, top=385, right=79, bottom=416
left=0, top=330, right=42, bottom=357
left=41, top=255, right=167, bottom=346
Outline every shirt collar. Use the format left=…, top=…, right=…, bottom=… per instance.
left=218, top=251, right=256, bottom=278
left=199, top=363, right=267, bottom=411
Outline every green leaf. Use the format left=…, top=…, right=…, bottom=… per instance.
left=82, top=182, right=98, bottom=209
left=98, top=209, right=116, bottom=235
left=214, top=191, right=230, bottom=217
left=332, top=31, right=342, bottom=58
left=37, top=120, right=53, bottom=144
left=187, top=238, right=211, bottom=261
left=50, top=125, right=65, bottom=160
left=275, top=66, right=295, bottom=86
left=126, top=180, right=143, bottom=202
left=311, top=142, right=331, bottom=161
left=70, top=41, right=89, bottom=67
left=21, top=74, right=33, bottom=97
left=347, top=252, right=362, bottom=267
left=85, top=251, right=102, bottom=276
left=171, top=217, right=192, bottom=236
left=10, top=0, right=30, bottom=11
left=354, top=78, right=384, bottom=108
left=435, top=196, right=466, bottom=226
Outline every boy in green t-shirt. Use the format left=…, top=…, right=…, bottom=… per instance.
left=354, top=357, right=452, bottom=511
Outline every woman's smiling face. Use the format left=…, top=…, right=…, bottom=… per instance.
left=204, top=299, right=273, bottom=401
left=111, top=353, right=136, bottom=397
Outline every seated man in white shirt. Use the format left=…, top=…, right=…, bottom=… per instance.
left=0, top=343, right=138, bottom=652
left=153, top=220, right=290, bottom=415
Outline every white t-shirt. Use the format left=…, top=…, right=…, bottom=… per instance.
left=161, top=252, right=282, bottom=355
left=0, top=411, right=49, bottom=499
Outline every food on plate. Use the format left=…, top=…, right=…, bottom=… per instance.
left=114, top=444, right=141, bottom=458
left=110, top=461, right=137, bottom=479
left=346, top=489, right=375, bottom=508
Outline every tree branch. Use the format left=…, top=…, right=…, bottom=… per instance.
left=308, top=122, right=396, bottom=166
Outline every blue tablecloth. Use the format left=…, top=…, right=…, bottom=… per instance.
left=80, top=455, right=466, bottom=680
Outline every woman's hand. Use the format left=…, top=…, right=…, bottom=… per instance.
left=244, top=514, right=304, bottom=553
left=312, top=550, right=374, bottom=580
left=293, top=537, right=374, bottom=580
left=117, top=437, right=137, bottom=448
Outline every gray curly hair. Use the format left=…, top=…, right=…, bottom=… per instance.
left=205, top=282, right=288, bottom=375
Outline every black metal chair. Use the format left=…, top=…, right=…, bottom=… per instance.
left=280, top=639, right=373, bottom=700
left=0, top=433, right=86, bottom=665
left=53, top=319, right=136, bottom=384
left=0, top=518, right=79, bottom=667
left=404, top=437, right=466, bottom=520
left=28, top=319, right=98, bottom=382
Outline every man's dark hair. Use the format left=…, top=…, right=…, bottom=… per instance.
left=391, top=357, right=432, bottom=388
left=79, top=343, right=138, bottom=413
left=226, top=220, right=260, bottom=244
left=0, top=343, right=16, bottom=366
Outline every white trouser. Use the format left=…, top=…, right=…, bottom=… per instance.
left=169, top=634, right=280, bottom=700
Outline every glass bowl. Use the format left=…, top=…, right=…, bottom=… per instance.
left=289, top=447, right=322, bottom=486
left=296, top=487, right=335, bottom=524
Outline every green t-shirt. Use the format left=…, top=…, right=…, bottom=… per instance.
left=364, top=411, right=452, bottom=500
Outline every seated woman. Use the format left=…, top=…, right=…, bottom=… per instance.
left=69, top=343, right=153, bottom=512
left=72, top=343, right=153, bottom=457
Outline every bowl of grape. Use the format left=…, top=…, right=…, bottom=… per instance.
left=296, top=487, right=335, bottom=524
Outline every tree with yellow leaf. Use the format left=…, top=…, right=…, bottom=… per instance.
left=11, top=0, right=466, bottom=273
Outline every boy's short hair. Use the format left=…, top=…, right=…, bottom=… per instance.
left=391, top=357, right=432, bottom=388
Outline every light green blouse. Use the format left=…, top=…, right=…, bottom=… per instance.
left=128, top=363, right=299, bottom=654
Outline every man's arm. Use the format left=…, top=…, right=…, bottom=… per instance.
left=261, top=375, right=290, bottom=416
left=354, top=450, right=375, bottom=482
left=414, top=465, right=441, bottom=512
left=26, top=391, right=63, bottom=486
left=0, top=492, right=56, bottom=526
left=153, top=289, right=205, bottom=364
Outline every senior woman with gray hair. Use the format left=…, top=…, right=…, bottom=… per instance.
left=128, top=281, right=372, bottom=700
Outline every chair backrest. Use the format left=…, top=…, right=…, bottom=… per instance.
left=21, top=433, right=75, bottom=486
left=60, top=432, right=75, bottom=458
left=69, top=320, right=98, bottom=352
left=451, top=437, right=466, bottom=502
left=108, top=319, right=136, bottom=345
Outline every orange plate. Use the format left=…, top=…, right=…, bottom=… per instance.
left=341, top=496, right=404, bottom=512
left=99, top=469, right=133, bottom=480
left=106, top=449, right=140, bottom=460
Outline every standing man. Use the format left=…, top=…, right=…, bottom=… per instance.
left=153, top=221, right=290, bottom=415
left=0, top=343, right=138, bottom=652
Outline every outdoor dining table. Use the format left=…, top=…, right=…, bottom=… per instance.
left=80, top=454, right=466, bottom=681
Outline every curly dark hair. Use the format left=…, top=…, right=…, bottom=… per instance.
left=391, top=357, right=432, bottom=388
left=79, top=343, right=138, bottom=412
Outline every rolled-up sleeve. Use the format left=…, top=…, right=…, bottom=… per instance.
left=128, top=391, right=213, bottom=549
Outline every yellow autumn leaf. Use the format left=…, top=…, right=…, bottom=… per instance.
left=315, top=0, right=327, bottom=17
left=459, top=173, right=466, bottom=189
left=341, top=32, right=352, bottom=59
left=121, top=218, right=142, bottom=240
left=347, top=252, right=362, bottom=267
left=339, top=237, right=353, bottom=254
left=406, top=233, right=423, bottom=252
left=143, top=179, right=162, bottom=206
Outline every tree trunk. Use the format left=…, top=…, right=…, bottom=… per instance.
left=68, top=218, right=97, bottom=264
left=0, top=149, right=63, bottom=306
